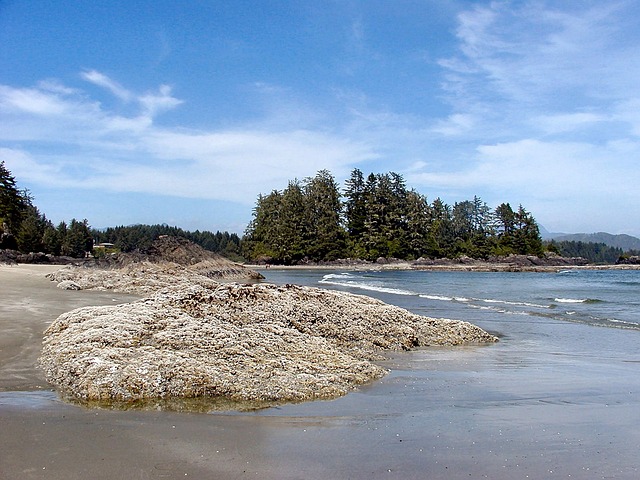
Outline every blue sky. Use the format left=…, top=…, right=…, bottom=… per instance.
left=2, top=1, right=640, bottom=236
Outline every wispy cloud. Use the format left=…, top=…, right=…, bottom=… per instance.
left=81, top=70, right=133, bottom=101
left=0, top=71, right=376, bottom=205
left=440, top=2, right=629, bottom=108
left=407, top=1, right=640, bottom=233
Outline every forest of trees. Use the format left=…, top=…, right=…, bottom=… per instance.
left=548, top=240, right=636, bottom=264
left=3, top=159, right=637, bottom=265
left=92, top=224, right=242, bottom=260
left=242, top=169, right=545, bottom=264
left=0, top=161, right=240, bottom=259
left=1, top=161, right=93, bottom=258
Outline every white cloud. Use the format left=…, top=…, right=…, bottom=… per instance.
left=531, top=112, right=607, bottom=135
left=439, top=2, right=640, bottom=116
left=431, top=113, right=475, bottom=136
left=411, top=138, right=639, bottom=196
left=0, top=73, right=377, bottom=205
left=613, top=98, right=640, bottom=137
left=81, top=70, right=133, bottom=102
left=0, top=85, right=71, bottom=116
left=407, top=137, right=640, bottom=234
left=138, top=84, right=183, bottom=116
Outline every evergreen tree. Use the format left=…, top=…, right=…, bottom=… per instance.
left=279, top=180, right=309, bottom=263
left=404, top=189, right=431, bottom=259
left=452, top=200, right=474, bottom=244
left=387, top=172, right=409, bottom=257
left=471, top=196, right=493, bottom=235
left=243, top=190, right=284, bottom=260
left=1, top=161, right=29, bottom=247
left=42, top=220, right=62, bottom=255
left=360, top=173, right=381, bottom=259
left=494, top=202, right=516, bottom=254
left=358, top=172, right=410, bottom=259
left=62, top=219, right=93, bottom=258
left=343, top=168, right=367, bottom=256
left=513, top=205, right=543, bottom=255
left=427, top=198, right=453, bottom=258
left=17, top=205, right=45, bottom=253
left=303, top=170, right=345, bottom=261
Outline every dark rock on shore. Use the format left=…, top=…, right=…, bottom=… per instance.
left=617, top=255, right=640, bottom=265
left=0, top=249, right=79, bottom=265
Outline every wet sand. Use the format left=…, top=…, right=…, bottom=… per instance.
left=2, top=265, right=639, bottom=479
left=0, top=265, right=140, bottom=392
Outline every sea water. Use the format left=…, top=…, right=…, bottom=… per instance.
left=254, top=268, right=640, bottom=478
left=263, top=268, right=640, bottom=331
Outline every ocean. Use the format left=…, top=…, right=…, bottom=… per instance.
left=254, top=268, right=640, bottom=479
left=266, top=268, right=640, bottom=332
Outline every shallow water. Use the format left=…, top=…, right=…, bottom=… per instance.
left=248, top=268, right=640, bottom=478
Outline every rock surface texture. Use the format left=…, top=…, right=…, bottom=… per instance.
left=40, top=282, right=497, bottom=404
left=39, top=236, right=497, bottom=406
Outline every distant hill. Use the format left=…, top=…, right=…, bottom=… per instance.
left=538, top=225, right=565, bottom=240
left=550, top=232, right=640, bottom=252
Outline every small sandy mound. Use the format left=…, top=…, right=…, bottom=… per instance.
left=40, top=282, right=497, bottom=404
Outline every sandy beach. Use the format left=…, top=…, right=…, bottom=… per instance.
left=0, top=265, right=141, bottom=392
left=2, top=264, right=639, bottom=479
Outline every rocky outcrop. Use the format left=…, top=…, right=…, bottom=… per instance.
left=411, top=252, right=589, bottom=271
left=487, top=253, right=589, bottom=267
left=616, top=256, right=640, bottom=265
left=40, top=282, right=498, bottom=405
left=47, top=260, right=259, bottom=294
left=39, top=236, right=496, bottom=407
left=46, top=236, right=262, bottom=292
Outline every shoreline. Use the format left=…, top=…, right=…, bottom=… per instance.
left=2, top=264, right=639, bottom=479
left=245, top=262, right=640, bottom=273
left=0, top=264, right=140, bottom=393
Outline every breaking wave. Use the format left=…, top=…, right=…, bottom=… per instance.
left=554, top=298, right=603, bottom=304
left=319, top=273, right=553, bottom=310
left=315, top=271, right=640, bottom=331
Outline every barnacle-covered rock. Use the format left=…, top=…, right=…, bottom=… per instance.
left=40, top=282, right=497, bottom=405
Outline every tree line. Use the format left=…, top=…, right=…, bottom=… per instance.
left=1, top=161, right=93, bottom=257
left=5, top=159, right=633, bottom=265
left=242, top=169, right=545, bottom=264
left=1, top=161, right=240, bottom=259
left=548, top=240, right=637, bottom=264
left=92, top=224, right=242, bottom=260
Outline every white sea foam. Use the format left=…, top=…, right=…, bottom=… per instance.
left=319, top=276, right=415, bottom=296
left=313, top=270, right=640, bottom=332
left=481, top=298, right=549, bottom=309
left=555, top=298, right=588, bottom=303
left=419, top=294, right=454, bottom=302
left=319, top=273, right=556, bottom=312
left=320, top=273, right=357, bottom=283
